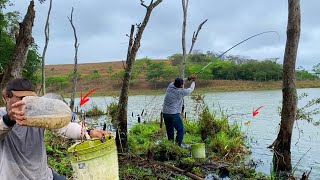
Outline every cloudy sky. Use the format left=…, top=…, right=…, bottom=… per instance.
left=7, top=0, right=320, bottom=70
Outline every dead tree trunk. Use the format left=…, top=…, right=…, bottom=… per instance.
left=180, top=0, right=207, bottom=116
left=271, top=0, right=300, bottom=176
left=40, top=0, right=52, bottom=95
left=0, top=0, right=35, bottom=101
left=116, top=0, right=163, bottom=153
left=180, top=0, right=188, bottom=78
left=68, top=7, right=80, bottom=111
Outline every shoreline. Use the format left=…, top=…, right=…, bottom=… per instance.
left=55, top=80, right=320, bottom=98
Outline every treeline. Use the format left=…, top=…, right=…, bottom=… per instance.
left=124, top=52, right=319, bottom=83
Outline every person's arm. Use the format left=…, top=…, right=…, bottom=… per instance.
left=182, top=81, right=195, bottom=96
left=51, top=121, right=82, bottom=140
left=0, top=115, right=14, bottom=141
left=52, top=114, right=111, bottom=140
left=0, top=101, right=26, bottom=141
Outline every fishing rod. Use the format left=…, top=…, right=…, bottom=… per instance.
left=195, top=31, right=279, bottom=76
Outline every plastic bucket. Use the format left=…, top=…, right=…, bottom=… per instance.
left=68, top=136, right=119, bottom=180
left=190, top=143, right=206, bottom=158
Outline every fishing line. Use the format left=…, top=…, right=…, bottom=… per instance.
left=195, top=31, right=280, bottom=76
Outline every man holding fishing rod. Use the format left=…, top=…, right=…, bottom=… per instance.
left=0, top=78, right=109, bottom=180
left=161, top=31, right=278, bottom=147
left=162, top=74, right=196, bottom=146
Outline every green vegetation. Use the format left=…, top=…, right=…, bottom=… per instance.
left=86, top=104, right=105, bottom=116
left=44, top=130, right=74, bottom=178
left=106, top=98, right=118, bottom=123
left=46, top=76, right=69, bottom=91
left=0, top=0, right=41, bottom=85
left=45, top=97, right=269, bottom=179
left=125, top=99, right=268, bottom=179
left=87, top=69, right=101, bottom=80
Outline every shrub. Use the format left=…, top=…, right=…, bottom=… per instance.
left=86, top=104, right=105, bottom=116
left=46, top=76, right=68, bottom=91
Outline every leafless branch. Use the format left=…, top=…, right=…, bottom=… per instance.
left=40, top=0, right=52, bottom=95
left=140, top=0, right=148, bottom=8
left=68, top=7, right=80, bottom=111
left=188, top=19, right=208, bottom=54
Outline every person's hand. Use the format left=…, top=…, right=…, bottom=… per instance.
left=89, top=129, right=111, bottom=139
left=8, top=101, right=26, bottom=125
left=187, top=74, right=197, bottom=81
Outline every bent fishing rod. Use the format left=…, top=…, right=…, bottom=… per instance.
left=195, top=31, right=279, bottom=76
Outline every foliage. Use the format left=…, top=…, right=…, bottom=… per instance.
left=229, top=160, right=270, bottom=179
left=168, top=53, right=183, bottom=66
left=313, top=63, right=320, bottom=76
left=145, top=61, right=165, bottom=82
left=44, top=130, right=74, bottom=178
left=132, top=57, right=151, bottom=79
left=46, top=75, right=69, bottom=91
left=107, top=65, right=113, bottom=73
left=23, top=45, right=42, bottom=85
left=86, top=104, right=105, bottom=116
left=151, top=139, right=189, bottom=162
left=128, top=122, right=164, bottom=154
left=296, top=93, right=320, bottom=125
left=0, top=1, right=41, bottom=86
left=167, top=52, right=317, bottom=81
left=296, top=69, right=318, bottom=80
left=106, top=98, right=118, bottom=122
left=119, top=164, right=155, bottom=180
left=87, top=69, right=101, bottom=80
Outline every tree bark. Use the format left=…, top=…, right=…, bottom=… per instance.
left=0, top=0, right=35, bottom=100
left=41, top=0, right=53, bottom=95
left=68, top=7, right=80, bottom=111
left=116, top=0, right=163, bottom=153
left=180, top=0, right=188, bottom=78
left=272, top=0, right=300, bottom=175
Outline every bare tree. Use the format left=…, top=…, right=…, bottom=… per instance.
left=180, top=0, right=207, bottom=78
left=180, top=0, right=207, bottom=116
left=40, top=0, right=53, bottom=95
left=270, top=0, right=301, bottom=176
left=116, top=0, right=163, bottom=153
left=68, top=7, right=80, bottom=111
left=180, top=0, right=188, bottom=78
left=0, top=0, right=35, bottom=103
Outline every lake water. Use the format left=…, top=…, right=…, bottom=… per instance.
left=72, top=88, right=320, bottom=179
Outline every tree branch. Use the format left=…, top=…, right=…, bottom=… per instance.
left=188, top=19, right=208, bottom=55
left=140, top=0, right=148, bottom=8
left=68, top=7, right=80, bottom=111
left=41, top=0, right=53, bottom=95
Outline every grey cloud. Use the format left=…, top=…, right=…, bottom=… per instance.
left=6, top=0, right=320, bottom=70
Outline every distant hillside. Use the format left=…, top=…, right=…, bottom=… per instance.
left=44, top=60, right=171, bottom=95
left=44, top=60, right=320, bottom=96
